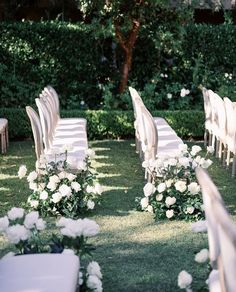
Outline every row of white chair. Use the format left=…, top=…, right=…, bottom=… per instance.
left=202, top=88, right=236, bottom=176
left=26, top=85, right=88, bottom=170
left=196, top=167, right=236, bottom=292
left=129, top=87, right=183, bottom=179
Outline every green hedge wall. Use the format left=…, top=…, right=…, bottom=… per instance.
left=1, top=22, right=236, bottom=111
left=0, top=108, right=204, bottom=141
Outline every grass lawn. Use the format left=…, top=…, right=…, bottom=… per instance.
left=1, top=139, right=236, bottom=291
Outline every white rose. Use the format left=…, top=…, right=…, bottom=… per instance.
left=143, top=183, right=156, bottom=197
left=62, top=249, right=75, bottom=255
left=188, top=182, right=200, bottom=195
left=142, top=160, right=149, bottom=168
left=86, top=149, right=96, bottom=159
left=200, top=158, right=212, bottom=169
left=27, top=171, right=38, bottom=183
left=81, top=218, right=100, bottom=237
left=174, top=181, right=187, bottom=193
left=195, top=249, right=209, bottom=263
left=190, top=145, right=202, bottom=156
left=7, top=207, right=24, bottom=221
left=49, top=175, right=60, bottom=184
left=180, top=88, right=187, bottom=97
left=29, top=200, right=39, bottom=208
left=52, top=192, right=62, bottom=203
left=71, top=182, right=81, bottom=192
left=6, top=224, right=30, bottom=244
left=156, top=194, right=163, bottom=201
left=37, top=183, right=46, bottom=192
left=86, top=275, right=103, bottom=292
left=86, top=185, right=95, bottom=194
left=40, top=190, right=48, bottom=200
left=140, top=197, right=149, bottom=209
left=157, top=183, right=166, bottom=193
left=58, top=171, right=66, bottom=179
left=178, top=270, right=192, bottom=289
left=87, top=261, right=102, bottom=279
left=0, top=216, right=9, bottom=232
left=24, top=211, right=39, bottom=229
left=167, top=93, right=172, bottom=99
left=178, top=157, right=190, bottom=168
left=166, top=209, right=174, bottom=219
left=60, top=220, right=83, bottom=238
left=165, top=196, right=176, bottom=207
left=66, top=173, right=77, bottom=182
left=87, top=200, right=95, bottom=210
left=29, top=182, right=38, bottom=191
left=207, top=146, right=214, bottom=154
left=59, top=184, right=72, bottom=197
left=147, top=205, right=153, bottom=213
left=94, top=183, right=103, bottom=195
left=18, top=165, right=27, bottom=179
left=165, top=179, right=173, bottom=188
left=187, top=206, right=195, bottom=214
left=35, top=218, right=46, bottom=230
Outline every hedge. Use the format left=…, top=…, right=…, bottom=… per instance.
left=1, top=21, right=236, bottom=111
left=0, top=108, right=204, bottom=141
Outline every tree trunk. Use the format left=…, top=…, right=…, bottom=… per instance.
left=114, top=19, right=140, bottom=94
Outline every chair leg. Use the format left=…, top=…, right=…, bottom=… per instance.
left=6, top=124, right=9, bottom=147
left=226, top=150, right=231, bottom=169
left=204, top=130, right=208, bottom=147
left=215, top=139, right=220, bottom=158
left=232, top=155, right=236, bottom=178
left=218, top=141, right=223, bottom=160
left=222, top=146, right=227, bottom=168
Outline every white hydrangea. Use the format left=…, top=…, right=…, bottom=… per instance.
left=190, top=145, right=202, bottom=156
left=35, top=218, right=46, bottom=231
left=18, top=165, right=27, bottom=179
left=178, top=157, right=190, bottom=168
left=23, top=211, right=39, bottom=229
left=195, top=248, right=209, bottom=263
left=6, top=224, right=30, bottom=244
left=7, top=207, right=24, bottom=221
left=143, top=183, right=156, bottom=197
left=187, top=206, right=195, bottom=214
left=168, top=158, right=177, bottom=166
left=49, top=175, right=60, bottom=185
left=66, top=173, right=77, bottom=182
left=86, top=275, right=103, bottom=292
left=87, top=261, right=102, bottom=279
left=0, top=216, right=9, bottom=232
left=81, top=218, right=100, bottom=237
left=178, top=270, right=192, bottom=289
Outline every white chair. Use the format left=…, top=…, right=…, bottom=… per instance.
left=0, top=118, right=9, bottom=154
left=43, top=85, right=87, bottom=127
left=35, top=98, right=88, bottom=153
left=0, top=253, right=79, bottom=292
left=26, top=106, right=87, bottom=170
left=224, top=97, right=236, bottom=177
left=196, top=167, right=236, bottom=292
left=202, top=87, right=213, bottom=147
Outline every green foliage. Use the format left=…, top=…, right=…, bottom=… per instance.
left=0, top=108, right=204, bottom=140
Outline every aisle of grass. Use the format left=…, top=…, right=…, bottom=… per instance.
left=1, top=140, right=236, bottom=291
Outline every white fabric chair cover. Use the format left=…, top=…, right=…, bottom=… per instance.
left=0, top=254, right=79, bottom=292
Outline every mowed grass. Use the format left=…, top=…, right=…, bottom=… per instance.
left=1, top=139, right=236, bottom=291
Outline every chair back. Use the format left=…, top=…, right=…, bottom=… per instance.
left=25, top=106, right=44, bottom=160
left=224, top=97, right=236, bottom=146
left=213, top=196, right=236, bottom=292
left=195, top=167, right=221, bottom=268
left=214, top=92, right=226, bottom=139
left=202, top=87, right=212, bottom=124
left=35, top=98, right=53, bottom=152
left=46, top=85, right=60, bottom=116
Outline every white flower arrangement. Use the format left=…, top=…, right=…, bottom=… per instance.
left=18, top=149, right=103, bottom=219
left=0, top=207, right=103, bottom=292
left=138, top=144, right=213, bottom=221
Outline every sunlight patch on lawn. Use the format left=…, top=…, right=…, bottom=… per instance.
left=0, top=187, right=10, bottom=192
left=0, top=174, right=18, bottom=179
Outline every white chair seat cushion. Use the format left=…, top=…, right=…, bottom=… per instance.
left=0, top=254, right=79, bottom=292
